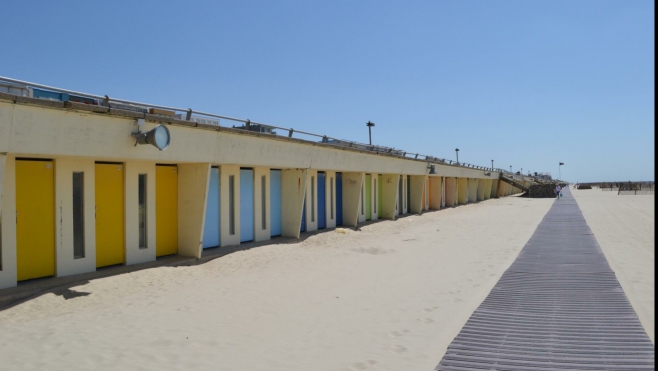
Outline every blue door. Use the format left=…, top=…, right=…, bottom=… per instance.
left=240, top=168, right=254, bottom=242
left=336, top=173, right=343, bottom=225
left=300, top=199, right=306, bottom=232
left=203, top=167, right=220, bottom=248
left=270, top=169, right=282, bottom=236
left=317, top=172, right=326, bottom=229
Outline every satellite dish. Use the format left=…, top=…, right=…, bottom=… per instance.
left=132, top=124, right=171, bottom=150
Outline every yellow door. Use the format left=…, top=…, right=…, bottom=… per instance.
left=16, top=160, right=55, bottom=281
left=156, top=165, right=178, bottom=257
left=95, top=163, right=125, bottom=268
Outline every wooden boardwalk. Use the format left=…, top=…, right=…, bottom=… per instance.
left=436, top=188, right=655, bottom=370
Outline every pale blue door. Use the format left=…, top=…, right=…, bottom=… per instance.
left=203, top=167, right=220, bottom=248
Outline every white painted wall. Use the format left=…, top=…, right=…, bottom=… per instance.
left=324, top=171, right=337, bottom=229
left=220, top=165, right=240, bottom=247
left=0, top=155, right=16, bottom=289
left=54, top=158, right=96, bottom=277
left=254, top=167, right=271, bottom=242
left=281, top=169, right=307, bottom=239
left=305, top=169, right=318, bottom=232
left=358, top=173, right=366, bottom=223
left=124, top=161, right=157, bottom=265
left=369, top=173, right=378, bottom=221
left=341, top=172, right=363, bottom=227
left=380, top=174, right=399, bottom=220
left=0, top=101, right=498, bottom=180
left=178, top=163, right=210, bottom=258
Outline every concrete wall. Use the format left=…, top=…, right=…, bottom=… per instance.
left=401, top=175, right=408, bottom=214
left=125, top=161, right=157, bottom=265
left=408, top=175, right=425, bottom=214
left=54, top=158, right=96, bottom=277
left=491, top=179, right=499, bottom=198
left=358, top=173, right=366, bottom=223
left=178, top=163, right=210, bottom=258
left=444, top=177, right=457, bottom=207
left=220, top=165, right=241, bottom=247
left=0, top=101, right=498, bottom=181
left=254, top=166, right=271, bottom=242
left=0, top=95, right=517, bottom=290
left=305, top=169, right=319, bottom=232
left=368, top=173, right=378, bottom=221
left=457, top=178, right=468, bottom=205
left=341, top=172, right=363, bottom=227
left=483, top=179, right=492, bottom=200
left=380, top=174, right=399, bottom=220
left=0, top=155, right=16, bottom=289
left=477, top=179, right=486, bottom=202
left=324, top=171, right=338, bottom=229
left=424, top=177, right=430, bottom=210
left=429, top=176, right=442, bottom=210
left=441, top=177, right=446, bottom=208
left=281, top=169, right=307, bottom=239
left=468, top=178, right=478, bottom=203
left=0, top=153, right=5, bottom=236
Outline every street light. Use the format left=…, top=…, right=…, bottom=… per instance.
left=510, top=165, right=512, bottom=172
left=366, top=121, right=375, bottom=145
left=455, top=148, right=459, bottom=163
left=491, top=159, right=494, bottom=170
left=559, top=162, right=564, bottom=180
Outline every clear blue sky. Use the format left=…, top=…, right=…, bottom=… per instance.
left=2, top=1, right=654, bottom=182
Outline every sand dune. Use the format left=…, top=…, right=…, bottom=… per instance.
left=0, top=195, right=599, bottom=371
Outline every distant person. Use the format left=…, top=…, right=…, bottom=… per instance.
left=555, top=183, right=562, bottom=199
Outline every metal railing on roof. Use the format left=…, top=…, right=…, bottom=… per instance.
left=1, top=75, right=498, bottom=171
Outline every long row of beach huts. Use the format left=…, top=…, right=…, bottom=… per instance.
left=0, top=78, right=522, bottom=290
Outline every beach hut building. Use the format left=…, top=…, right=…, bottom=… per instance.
left=0, top=77, right=515, bottom=291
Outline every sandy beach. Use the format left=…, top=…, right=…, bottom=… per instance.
left=0, top=190, right=652, bottom=370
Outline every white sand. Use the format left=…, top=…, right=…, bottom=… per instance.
left=0, top=196, right=557, bottom=371
left=571, top=188, right=655, bottom=343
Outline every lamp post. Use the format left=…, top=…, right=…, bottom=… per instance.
left=366, top=121, right=375, bottom=145
left=491, top=159, right=494, bottom=170
left=559, top=162, right=564, bottom=180
left=510, top=165, right=512, bottom=172
left=455, top=148, right=459, bottom=163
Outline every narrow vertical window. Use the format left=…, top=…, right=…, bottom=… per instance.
left=330, top=177, right=334, bottom=220
left=311, top=176, right=315, bottom=222
left=261, top=175, right=267, bottom=230
left=138, top=174, right=147, bottom=249
left=73, top=172, right=85, bottom=258
left=373, top=178, right=377, bottom=214
left=229, top=175, right=235, bottom=235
